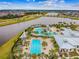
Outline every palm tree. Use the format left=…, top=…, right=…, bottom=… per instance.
left=37, top=54, right=41, bottom=59
left=42, top=41, right=48, bottom=47
left=28, top=54, right=31, bottom=59
left=32, top=54, right=37, bottom=59
left=44, top=54, right=49, bottom=59
left=41, top=52, right=45, bottom=59
left=49, top=49, right=58, bottom=59
left=74, top=57, right=79, bottom=59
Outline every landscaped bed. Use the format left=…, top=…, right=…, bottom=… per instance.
left=69, top=51, right=79, bottom=57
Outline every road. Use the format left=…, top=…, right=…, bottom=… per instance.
left=0, top=17, right=79, bottom=45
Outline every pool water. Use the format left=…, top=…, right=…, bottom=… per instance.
left=34, top=28, right=43, bottom=34
left=34, top=28, right=57, bottom=37
left=30, top=40, right=42, bottom=55
left=47, top=31, right=57, bottom=36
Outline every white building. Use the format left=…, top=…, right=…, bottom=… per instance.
left=54, top=28, right=79, bottom=52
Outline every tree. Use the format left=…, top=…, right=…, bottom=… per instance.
left=74, top=57, right=79, bottom=59
left=32, top=55, right=37, bottom=59
left=42, top=41, right=48, bottom=47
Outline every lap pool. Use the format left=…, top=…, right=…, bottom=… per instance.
left=30, top=40, right=42, bottom=55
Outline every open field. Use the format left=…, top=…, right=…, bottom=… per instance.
left=58, top=15, right=79, bottom=20
left=0, top=15, right=41, bottom=27
left=0, top=32, right=23, bottom=59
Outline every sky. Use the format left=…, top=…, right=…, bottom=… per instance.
left=0, top=0, right=79, bottom=10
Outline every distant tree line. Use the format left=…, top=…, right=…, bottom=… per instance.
left=24, top=12, right=47, bottom=15
left=0, top=12, right=47, bottom=19
left=0, top=14, right=24, bottom=19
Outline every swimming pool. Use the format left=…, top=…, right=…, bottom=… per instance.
left=34, top=27, right=57, bottom=37
left=34, top=28, right=43, bottom=34
left=47, top=31, right=57, bottom=36
left=30, top=40, right=42, bottom=55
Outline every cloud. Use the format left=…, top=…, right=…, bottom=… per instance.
left=0, top=2, right=10, bottom=4
left=0, top=0, right=79, bottom=10
left=37, top=0, right=79, bottom=10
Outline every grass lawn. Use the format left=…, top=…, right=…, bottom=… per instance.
left=0, top=15, right=41, bottom=27
left=0, top=32, right=23, bottom=59
left=60, top=15, right=79, bottom=20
